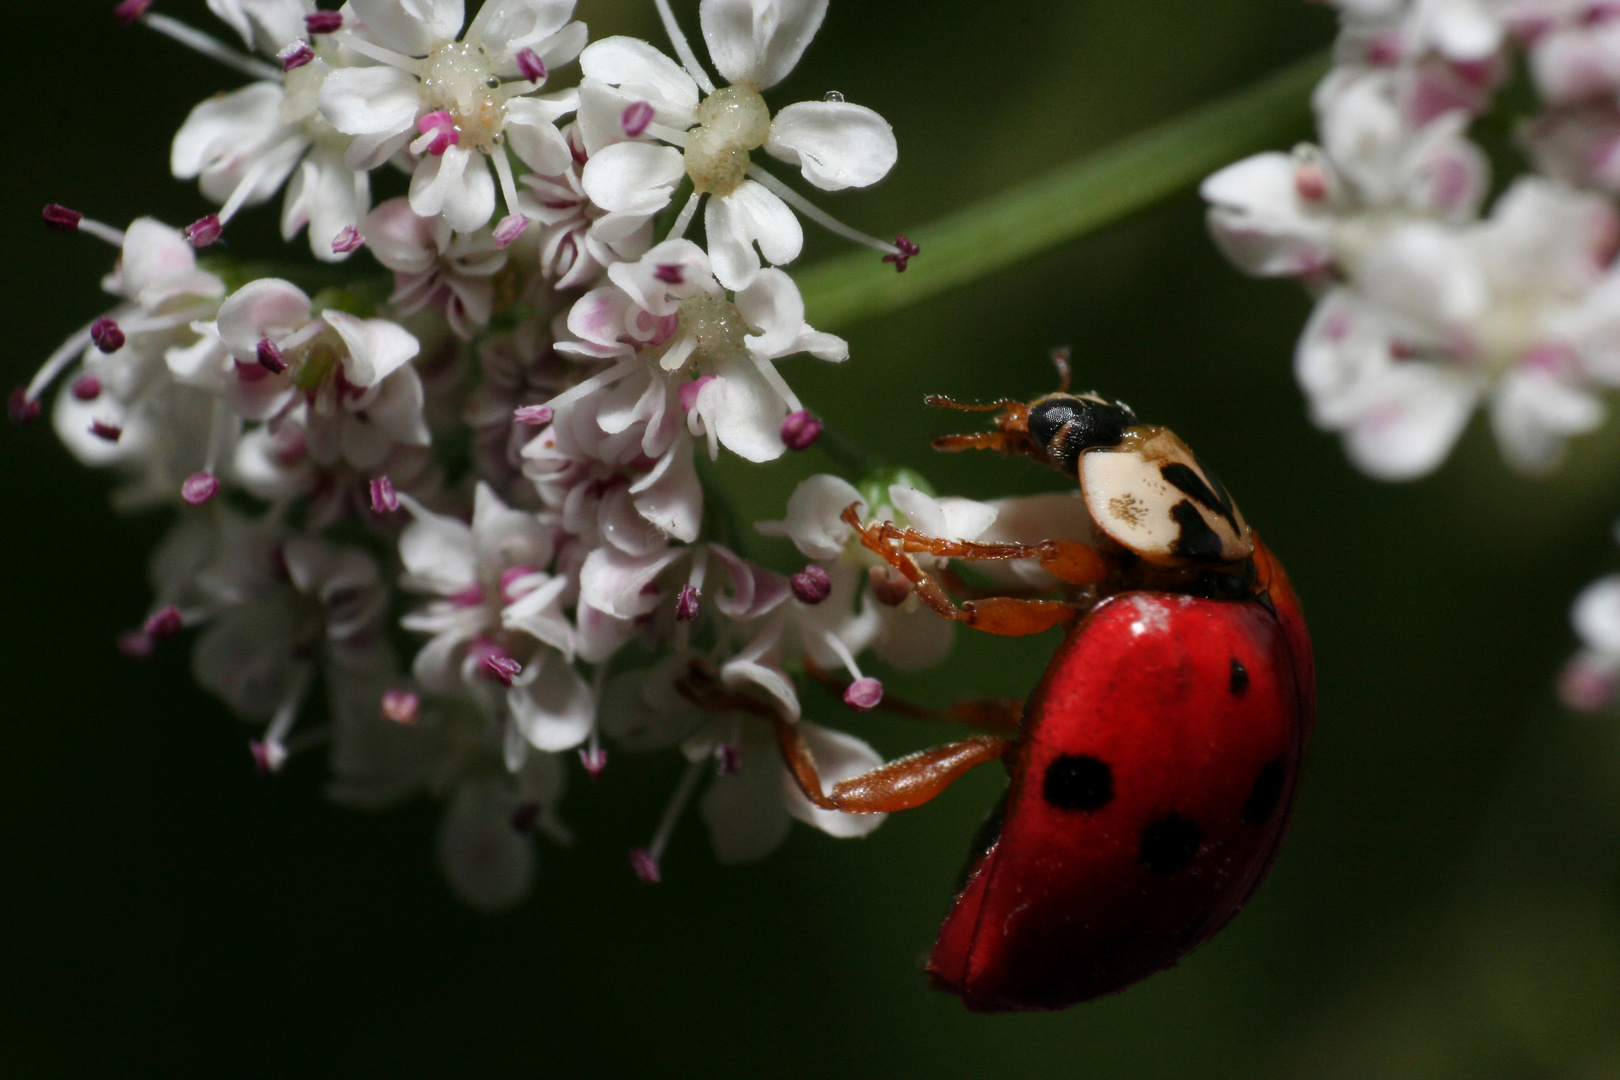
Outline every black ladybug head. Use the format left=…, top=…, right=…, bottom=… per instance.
left=1027, top=394, right=1138, bottom=475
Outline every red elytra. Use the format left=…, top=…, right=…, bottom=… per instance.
left=928, top=539, right=1314, bottom=1012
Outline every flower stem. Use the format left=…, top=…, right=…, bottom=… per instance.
left=795, top=50, right=1329, bottom=331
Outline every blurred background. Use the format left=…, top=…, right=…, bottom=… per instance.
left=4, top=0, right=1619, bottom=1075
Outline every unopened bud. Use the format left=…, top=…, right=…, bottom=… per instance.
left=781, top=410, right=821, bottom=450
left=90, top=317, right=125, bottom=353
left=843, top=677, right=884, bottom=712
left=791, top=564, right=832, bottom=604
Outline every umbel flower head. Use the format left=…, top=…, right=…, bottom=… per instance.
left=17, top=0, right=934, bottom=910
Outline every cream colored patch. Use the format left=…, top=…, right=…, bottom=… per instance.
left=1080, top=428, right=1253, bottom=566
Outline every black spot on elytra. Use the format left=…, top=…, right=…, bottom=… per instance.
left=1028, top=395, right=1136, bottom=475
left=1043, top=754, right=1114, bottom=812
left=1171, top=500, right=1225, bottom=561
left=1241, top=759, right=1287, bottom=825
left=1139, top=814, right=1202, bottom=874
left=1229, top=658, right=1250, bottom=695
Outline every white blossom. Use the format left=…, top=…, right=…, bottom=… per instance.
left=318, top=0, right=586, bottom=233
left=576, top=0, right=898, bottom=289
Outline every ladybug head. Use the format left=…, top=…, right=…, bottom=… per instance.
left=1026, top=393, right=1138, bottom=476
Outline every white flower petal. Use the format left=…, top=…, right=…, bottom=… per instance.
left=579, top=36, right=701, bottom=118
left=1574, top=575, right=1620, bottom=655
left=772, top=474, right=862, bottom=559
left=325, top=311, right=420, bottom=386
left=704, top=180, right=801, bottom=290
left=510, top=650, right=594, bottom=751
left=351, top=0, right=464, bottom=56
left=765, top=100, right=896, bottom=190
left=216, top=278, right=313, bottom=360
left=506, top=98, right=577, bottom=174
left=409, top=146, right=497, bottom=233
left=399, top=503, right=479, bottom=595
left=700, top=0, right=827, bottom=90
left=695, top=359, right=787, bottom=462
left=782, top=721, right=886, bottom=837
left=468, top=0, right=574, bottom=57
left=1200, top=151, right=1333, bottom=278
left=581, top=140, right=686, bottom=215
left=319, top=64, right=422, bottom=138
left=1489, top=367, right=1604, bottom=475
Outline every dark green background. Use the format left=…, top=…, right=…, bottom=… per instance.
left=5, top=1, right=1619, bottom=1076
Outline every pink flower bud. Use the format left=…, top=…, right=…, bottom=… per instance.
left=417, top=111, right=459, bottom=156
left=185, top=214, right=223, bottom=248
left=621, top=101, right=655, bottom=138
left=629, top=848, right=662, bottom=884
left=89, top=419, right=123, bottom=442
left=781, top=410, right=822, bottom=450
left=679, top=375, right=715, bottom=415
left=516, top=47, right=547, bottom=82
left=676, top=584, right=700, bottom=621
left=331, top=225, right=364, bottom=253
left=381, top=689, right=420, bottom=724
left=493, top=214, right=530, bottom=248
left=113, top=0, right=152, bottom=27
left=513, top=404, right=553, bottom=426
left=117, top=630, right=156, bottom=658
left=181, top=471, right=219, bottom=505
left=484, top=653, right=523, bottom=687
left=279, top=40, right=314, bottom=70
left=90, top=317, right=125, bottom=353
left=144, top=605, right=184, bottom=640
left=250, top=740, right=288, bottom=775
left=8, top=389, right=40, bottom=424
left=369, top=475, right=399, bottom=513
left=791, top=564, right=832, bottom=604
left=844, top=676, right=884, bottom=711
left=256, top=337, right=288, bottom=374
left=42, top=204, right=84, bottom=232
left=882, top=234, right=920, bottom=272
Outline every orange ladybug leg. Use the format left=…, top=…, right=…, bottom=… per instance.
left=868, top=519, right=1108, bottom=588
left=931, top=431, right=1024, bottom=455
left=776, top=719, right=1013, bottom=814
left=841, top=504, right=1092, bottom=636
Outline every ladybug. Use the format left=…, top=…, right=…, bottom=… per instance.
left=766, top=360, right=1314, bottom=1012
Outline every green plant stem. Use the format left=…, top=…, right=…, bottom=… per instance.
left=795, top=50, right=1328, bottom=332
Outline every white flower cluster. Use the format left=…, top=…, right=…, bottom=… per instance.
left=1202, top=0, right=1620, bottom=482
left=17, top=0, right=957, bottom=910
left=1198, top=0, right=1620, bottom=716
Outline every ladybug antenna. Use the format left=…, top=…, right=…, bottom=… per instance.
left=923, top=393, right=1023, bottom=413
left=1050, top=346, right=1072, bottom=393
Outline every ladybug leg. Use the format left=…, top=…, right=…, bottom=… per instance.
left=776, top=719, right=1013, bottom=813
left=930, top=430, right=1024, bottom=455
left=841, top=504, right=1099, bottom=636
